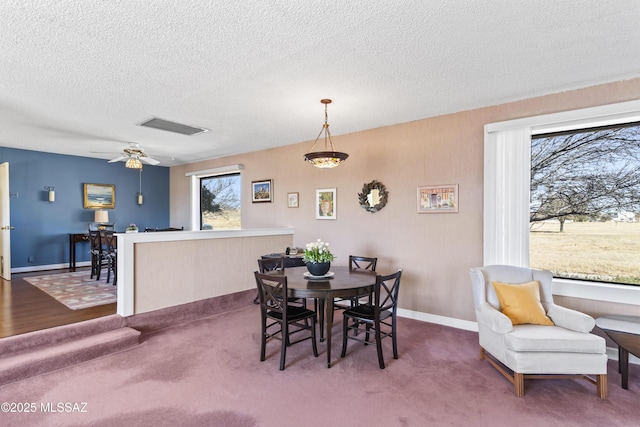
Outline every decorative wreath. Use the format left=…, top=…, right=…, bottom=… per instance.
left=358, top=180, right=388, bottom=213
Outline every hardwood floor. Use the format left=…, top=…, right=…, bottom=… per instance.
left=0, top=268, right=116, bottom=338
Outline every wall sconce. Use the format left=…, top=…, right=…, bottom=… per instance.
left=137, top=169, right=144, bottom=205
left=44, top=186, right=55, bottom=203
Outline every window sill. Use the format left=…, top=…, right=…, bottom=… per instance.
left=553, top=278, right=640, bottom=305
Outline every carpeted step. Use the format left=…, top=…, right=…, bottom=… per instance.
left=0, top=327, right=141, bottom=386
left=0, top=314, right=127, bottom=357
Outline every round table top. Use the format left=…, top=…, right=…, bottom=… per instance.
left=284, top=265, right=377, bottom=299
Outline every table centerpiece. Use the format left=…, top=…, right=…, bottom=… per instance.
left=303, top=238, right=335, bottom=276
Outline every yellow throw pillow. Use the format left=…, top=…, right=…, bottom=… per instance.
left=491, top=280, right=554, bottom=326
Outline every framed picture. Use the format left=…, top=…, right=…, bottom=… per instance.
left=417, top=184, right=458, bottom=213
left=252, top=179, right=272, bottom=203
left=84, top=183, right=115, bottom=209
left=287, top=192, right=299, bottom=208
left=316, top=188, right=337, bottom=219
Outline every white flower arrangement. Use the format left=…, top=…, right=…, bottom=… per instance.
left=303, top=239, right=336, bottom=264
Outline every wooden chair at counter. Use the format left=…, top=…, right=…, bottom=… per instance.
left=102, top=230, right=117, bottom=285
left=254, top=271, right=319, bottom=370
left=88, top=229, right=109, bottom=281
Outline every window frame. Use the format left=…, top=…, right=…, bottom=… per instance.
left=484, top=100, right=640, bottom=304
left=185, top=164, right=243, bottom=230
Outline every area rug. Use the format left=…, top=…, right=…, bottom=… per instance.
left=24, top=270, right=116, bottom=310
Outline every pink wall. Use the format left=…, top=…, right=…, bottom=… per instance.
left=171, top=78, right=640, bottom=321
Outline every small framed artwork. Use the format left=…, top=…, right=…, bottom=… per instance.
left=417, top=184, right=458, bottom=213
left=287, top=192, right=299, bottom=208
left=84, top=183, right=115, bottom=209
left=316, top=188, right=337, bottom=220
left=252, top=179, right=273, bottom=203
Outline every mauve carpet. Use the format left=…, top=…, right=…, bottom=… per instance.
left=1, top=306, right=639, bottom=427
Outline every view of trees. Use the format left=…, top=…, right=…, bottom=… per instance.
left=200, top=174, right=241, bottom=229
left=530, top=124, right=640, bottom=231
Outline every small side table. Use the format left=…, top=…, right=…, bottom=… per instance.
left=596, top=315, right=640, bottom=389
left=69, top=233, right=89, bottom=271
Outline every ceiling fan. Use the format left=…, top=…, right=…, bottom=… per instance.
left=107, top=143, right=160, bottom=167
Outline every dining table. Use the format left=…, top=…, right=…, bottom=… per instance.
left=283, top=265, right=377, bottom=368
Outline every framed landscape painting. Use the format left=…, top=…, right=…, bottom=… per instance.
left=316, top=188, right=336, bottom=219
left=417, top=184, right=458, bottom=213
left=84, top=183, right=115, bottom=209
left=252, top=179, right=272, bottom=203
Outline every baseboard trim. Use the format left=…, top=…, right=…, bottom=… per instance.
left=12, top=261, right=91, bottom=274
left=397, top=308, right=478, bottom=332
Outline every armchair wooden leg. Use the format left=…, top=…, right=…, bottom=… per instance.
left=514, top=373, right=524, bottom=397
left=597, top=374, right=608, bottom=399
left=479, top=347, right=485, bottom=360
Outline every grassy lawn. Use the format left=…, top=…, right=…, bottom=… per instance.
left=530, top=221, right=640, bottom=284
left=202, top=209, right=241, bottom=229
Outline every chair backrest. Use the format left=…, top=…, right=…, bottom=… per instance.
left=254, top=271, right=290, bottom=317
left=88, top=230, right=102, bottom=254
left=349, top=255, right=378, bottom=272
left=258, top=257, right=285, bottom=273
left=102, top=230, right=117, bottom=253
left=373, top=269, right=402, bottom=314
left=469, top=265, right=554, bottom=310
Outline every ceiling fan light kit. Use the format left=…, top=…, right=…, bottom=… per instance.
left=107, top=143, right=160, bottom=168
left=304, top=99, right=349, bottom=169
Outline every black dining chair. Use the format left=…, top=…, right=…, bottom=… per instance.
left=254, top=271, right=319, bottom=370
left=88, top=229, right=110, bottom=280
left=334, top=256, right=378, bottom=310
left=340, top=269, right=403, bottom=369
left=102, top=230, right=117, bottom=285
left=254, top=257, right=308, bottom=308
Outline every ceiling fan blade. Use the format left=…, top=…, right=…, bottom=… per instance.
left=141, top=156, right=160, bottom=165
left=108, top=155, right=128, bottom=163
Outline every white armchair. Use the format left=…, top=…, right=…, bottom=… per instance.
left=470, top=265, right=608, bottom=398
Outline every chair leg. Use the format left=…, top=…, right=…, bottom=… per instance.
left=375, top=320, right=385, bottom=369
left=341, top=315, right=349, bottom=358
left=311, top=317, right=318, bottom=357
left=260, top=319, right=267, bottom=362
left=280, top=322, right=287, bottom=370
left=514, top=372, right=524, bottom=397
left=597, top=374, right=608, bottom=399
left=391, top=317, right=398, bottom=359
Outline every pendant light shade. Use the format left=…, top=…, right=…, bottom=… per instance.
left=126, top=157, right=143, bottom=169
left=304, top=99, right=348, bottom=168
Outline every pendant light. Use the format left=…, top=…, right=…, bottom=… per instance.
left=303, top=99, right=348, bottom=168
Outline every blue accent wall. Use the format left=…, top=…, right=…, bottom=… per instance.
left=0, top=147, right=170, bottom=269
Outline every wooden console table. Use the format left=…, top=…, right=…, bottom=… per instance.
left=69, top=233, right=89, bottom=271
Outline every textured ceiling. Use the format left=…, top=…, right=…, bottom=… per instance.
left=1, top=1, right=639, bottom=166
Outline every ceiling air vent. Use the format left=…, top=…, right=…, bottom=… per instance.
left=137, top=117, right=209, bottom=136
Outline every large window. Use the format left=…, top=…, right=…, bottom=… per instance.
left=200, top=173, right=241, bottom=230
left=483, top=99, right=640, bottom=304
left=530, top=124, right=640, bottom=285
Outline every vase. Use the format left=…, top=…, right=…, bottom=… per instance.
left=306, top=261, right=331, bottom=276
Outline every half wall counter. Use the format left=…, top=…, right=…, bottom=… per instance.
left=115, top=228, right=294, bottom=316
